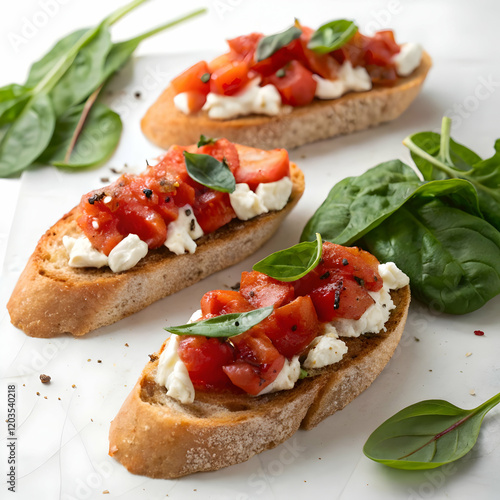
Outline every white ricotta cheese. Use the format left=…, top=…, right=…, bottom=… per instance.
left=173, top=92, right=191, bottom=114
left=392, top=42, right=423, bottom=77
left=63, top=236, right=109, bottom=269
left=155, top=334, right=195, bottom=404
left=200, top=78, right=283, bottom=120
left=378, top=261, right=410, bottom=289
left=229, top=183, right=268, bottom=220
left=258, top=356, right=301, bottom=395
left=313, top=61, right=372, bottom=100
left=303, top=325, right=348, bottom=369
left=255, top=176, right=293, bottom=211
left=164, top=204, right=204, bottom=255
left=108, top=234, right=148, bottom=273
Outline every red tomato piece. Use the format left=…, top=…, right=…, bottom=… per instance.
left=309, top=275, right=374, bottom=322
left=321, top=242, right=382, bottom=292
left=234, top=144, right=290, bottom=190
left=178, top=336, right=236, bottom=391
left=193, top=190, right=236, bottom=233
left=197, top=138, right=240, bottom=174
left=225, top=330, right=285, bottom=395
left=240, top=271, right=295, bottom=308
left=210, top=59, right=251, bottom=96
left=262, top=296, right=320, bottom=358
left=171, top=60, right=211, bottom=96
left=227, top=32, right=262, bottom=60
left=263, top=60, right=317, bottom=107
left=200, top=290, right=253, bottom=318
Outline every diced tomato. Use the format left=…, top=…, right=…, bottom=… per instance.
left=262, top=296, right=320, bottom=358
left=182, top=91, right=207, bottom=113
left=263, top=60, right=317, bottom=107
left=234, top=144, right=290, bottom=190
left=332, top=31, right=366, bottom=67
left=365, top=65, right=398, bottom=86
left=210, top=59, right=251, bottom=96
left=200, top=290, right=253, bottom=318
left=240, top=271, right=295, bottom=308
left=197, top=138, right=240, bottom=174
left=227, top=32, right=262, bottom=60
left=178, top=336, right=236, bottom=391
left=171, top=60, right=211, bottom=96
left=364, top=30, right=400, bottom=66
left=193, top=190, right=236, bottom=233
left=225, top=330, right=285, bottom=395
left=309, top=275, right=374, bottom=322
left=208, top=52, right=234, bottom=72
left=321, top=243, right=382, bottom=292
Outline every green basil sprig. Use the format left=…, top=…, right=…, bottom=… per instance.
left=253, top=233, right=322, bottom=282
left=307, top=19, right=358, bottom=54
left=404, top=116, right=500, bottom=231
left=300, top=121, right=500, bottom=314
left=256, top=25, right=302, bottom=62
left=363, top=392, right=500, bottom=470
left=197, top=134, right=217, bottom=147
left=183, top=151, right=236, bottom=193
left=165, top=306, right=274, bottom=338
left=0, top=0, right=205, bottom=177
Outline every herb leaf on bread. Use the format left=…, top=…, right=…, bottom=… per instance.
left=183, top=151, right=236, bottom=193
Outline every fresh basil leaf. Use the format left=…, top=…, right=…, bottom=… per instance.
left=256, top=25, right=302, bottom=62
left=307, top=20, right=358, bottom=54
left=38, top=102, right=122, bottom=169
left=253, top=233, right=322, bottom=281
left=300, top=160, right=481, bottom=245
left=299, top=368, right=308, bottom=379
left=197, top=134, right=217, bottom=147
left=184, top=151, right=236, bottom=193
left=0, top=93, right=55, bottom=177
left=362, top=197, right=500, bottom=314
left=404, top=118, right=500, bottom=231
left=363, top=392, right=500, bottom=470
left=166, top=306, right=274, bottom=337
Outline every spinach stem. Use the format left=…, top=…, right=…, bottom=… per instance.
left=126, top=8, right=207, bottom=44
left=103, top=0, right=148, bottom=27
left=403, top=136, right=457, bottom=178
left=476, top=391, right=500, bottom=413
left=438, top=116, right=453, bottom=165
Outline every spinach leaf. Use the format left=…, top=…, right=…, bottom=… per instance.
left=0, top=84, right=32, bottom=126
left=256, top=25, right=302, bottom=62
left=165, top=306, right=274, bottom=337
left=183, top=151, right=236, bottom=193
left=0, top=93, right=55, bottom=177
left=300, top=160, right=481, bottom=246
left=404, top=117, right=500, bottom=230
left=307, top=20, right=358, bottom=54
left=38, top=102, right=121, bottom=169
left=362, top=197, right=500, bottom=314
left=363, top=392, right=500, bottom=470
left=253, top=233, right=322, bottom=281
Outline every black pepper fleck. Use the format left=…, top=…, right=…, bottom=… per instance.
left=291, top=325, right=297, bottom=332
left=185, top=208, right=192, bottom=216
left=354, top=276, right=365, bottom=287
left=190, top=219, right=195, bottom=232
left=320, top=271, right=330, bottom=280
left=342, top=258, right=349, bottom=266
left=143, top=188, right=153, bottom=198
left=134, top=91, right=142, bottom=99
left=165, top=196, right=171, bottom=203
left=249, top=290, right=255, bottom=297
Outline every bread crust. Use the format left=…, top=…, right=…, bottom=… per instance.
left=7, top=164, right=304, bottom=338
left=141, top=52, right=431, bottom=150
left=108, top=285, right=410, bottom=479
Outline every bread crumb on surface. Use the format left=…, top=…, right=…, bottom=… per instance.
left=470, top=389, right=476, bottom=396
left=103, top=490, right=109, bottom=494
left=40, top=374, right=51, bottom=384
left=466, top=352, right=472, bottom=357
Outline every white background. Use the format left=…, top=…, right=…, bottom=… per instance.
left=1, top=1, right=500, bottom=499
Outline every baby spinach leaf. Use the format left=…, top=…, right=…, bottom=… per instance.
left=300, top=160, right=481, bottom=246
left=404, top=117, right=500, bottom=231
left=38, top=102, right=121, bottom=169
left=165, top=306, right=274, bottom=338
left=307, top=19, right=358, bottom=54
left=0, top=84, right=31, bottom=126
left=256, top=25, right=302, bottom=62
left=362, top=198, right=500, bottom=314
left=363, top=392, right=500, bottom=470
left=0, top=93, right=55, bottom=177
left=184, top=151, right=236, bottom=193
left=253, top=233, right=322, bottom=281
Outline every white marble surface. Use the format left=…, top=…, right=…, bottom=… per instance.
left=1, top=1, right=500, bottom=499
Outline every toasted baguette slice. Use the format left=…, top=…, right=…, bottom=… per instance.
left=7, top=164, right=304, bottom=338
left=141, top=52, right=431, bottom=151
left=109, top=285, right=410, bottom=479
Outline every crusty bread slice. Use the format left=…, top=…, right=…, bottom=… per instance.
left=7, top=164, right=304, bottom=338
left=108, top=285, right=410, bottom=479
left=141, top=52, right=431, bottom=151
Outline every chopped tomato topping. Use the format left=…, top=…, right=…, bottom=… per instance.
left=240, top=271, right=294, bottom=308
left=210, top=59, right=252, bottom=96
left=263, top=60, right=317, bottom=107
left=234, top=144, right=290, bottom=190
left=200, top=290, right=253, bottom=318
left=178, top=336, right=236, bottom=391
left=171, top=60, right=211, bottom=96
left=193, top=190, right=236, bottom=234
